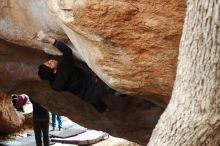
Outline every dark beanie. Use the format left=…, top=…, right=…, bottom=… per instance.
left=11, top=94, right=18, bottom=105
left=38, top=64, right=53, bottom=80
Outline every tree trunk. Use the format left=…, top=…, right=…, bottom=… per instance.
left=148, top=0, right=220, bottom=146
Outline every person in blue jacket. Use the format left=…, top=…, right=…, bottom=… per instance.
left=37, top=31, right=114, bottom=113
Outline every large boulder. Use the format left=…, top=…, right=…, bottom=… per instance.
left=45, top=0, right=186, bottom=105
left=0, top=0, right=186, bottom=144
left=0, top=0, right=186, bottom=106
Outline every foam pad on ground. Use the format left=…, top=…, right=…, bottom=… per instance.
left=51, top=130, right=109, bottom=145
left=50, top=128, right=87, bottom=138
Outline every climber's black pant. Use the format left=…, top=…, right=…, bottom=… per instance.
left=33, top=120, right=49, bottom=146
left=84, top=70, right=115, bottom=113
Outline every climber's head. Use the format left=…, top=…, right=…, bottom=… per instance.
left=38, top=59, right=58, bottom=80
left=43, top=59, right=58, bottom=70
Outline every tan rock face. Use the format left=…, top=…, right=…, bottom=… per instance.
left=45, top=0, right=186, bottom=105
left=0, top=39, right=50, bottom=91
left=0, top=0, right=67, bottom=54
left=0, top=0, right=186, bottom=105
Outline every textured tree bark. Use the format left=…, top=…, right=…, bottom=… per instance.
left=148, top=0, right=220, bottom=146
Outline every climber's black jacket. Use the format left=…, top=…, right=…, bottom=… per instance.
left=49, top=40, right=114, bottom=113
left=50, top=40, right=86, bottom=98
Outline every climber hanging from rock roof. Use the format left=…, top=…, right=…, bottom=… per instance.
left=37, top=31, right=116, bottom=113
